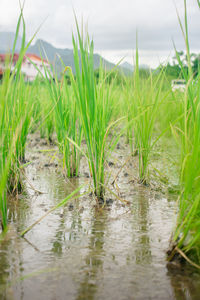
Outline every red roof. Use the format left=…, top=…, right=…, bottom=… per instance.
left=25, top=53, right=49, bottom=64
left=0, top=53, right=49, bottom=64
left=0, top=53, right=19, bottom=62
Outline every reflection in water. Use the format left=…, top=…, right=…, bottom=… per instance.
left=7, top=193, right=30, bottom=233
left=51, top=200, right=83, bottom=256
left=75, top=209, right=108, bottom=300
left=51, top=215, right=66, bottom=256
left=1, top=165, right=200, bottom=299
left=133, top=189, right=152, bottom=265
left=49, top=176, right=80, bottom=256
left=0, top=169, right=82, bottom=299
left=0, top=239, right=11, bottom=298
left=0, top=194, right=31, bottom=299
left=167, top=264, right=200, bottom=300
left=0, top=228, right=23, bottom=299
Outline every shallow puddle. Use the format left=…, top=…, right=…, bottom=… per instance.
left=1, top=138, right=200, bottom=300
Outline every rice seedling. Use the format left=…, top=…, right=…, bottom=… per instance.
left=0, top=146, right=13, bottom=231
left=44, top=67, right=82, bottom=177
left=122, top=76, right=135, bottom=154
left=124, top=41, right=167, bottom=184
left=0, top=65, right=24, bottom=229
left=45, top=107, right=54, bottom=144
left=0, top=84, right=16, bottom=230
left=170, top=77, right=200, bottom=265
left=168, top=0, right=200, bottom=266
left=34, top=83, right=54, bottom=142
left=0, top=7, right=37, bottom=230
left=70, top=20, right=117, bottom=202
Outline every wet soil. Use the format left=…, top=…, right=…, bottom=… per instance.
left=0, top=133, right=200, bottom=300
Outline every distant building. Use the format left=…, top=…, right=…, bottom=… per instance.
left=22, top=54, right=51, bottom=81
left=0, top=53, right=51, bottom=81
left=0, top=67, right=3, bottom=79
left=0, top=53, right=19, bottom=80
left=171, top=79, right=186, bottom=92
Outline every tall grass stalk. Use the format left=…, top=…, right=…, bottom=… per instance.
left=0, top=8, right=36, bottom=230
left=44, top=67, right=82, bottom=177
left=71, top=20, right=115, bottom=201
left=171, top=77, right=200, bottom=264
left=125, top=41, right=166, bottom=183
left=169, top=0, right=200, bottom=265
left=123, top=76, right=135, bottom=154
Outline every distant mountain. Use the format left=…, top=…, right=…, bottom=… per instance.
left=28, top=39, right=73, bottom=76
left=139, top=64, right=149, bottom=69
left=29, top=39, right=72, bottom=62
left=0, top=31, right=22, bottom=52
left=120, top=61, right=150, bottom=71
left=0, top=32, right=133, bottom=77
left=28, top=39, right=131, bottom=77
left=120, top=61, right=134, bottom=72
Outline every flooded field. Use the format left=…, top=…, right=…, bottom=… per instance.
left=0, top=135, right=200, bottom=300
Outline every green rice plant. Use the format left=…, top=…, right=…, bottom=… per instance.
left=171, top=78, right=200, bottom=265
left=35, top=84, right=54, bottom=142
left=15, top=79, right=34, bottom=162
left=0, top=68, right=25, bottom=228
left=70, top=20, right=116, bottom=201
left=27, top=81, right=53, bottom=140
left=169, top=0, right=200, bottom=266
left=44, top=67, right=82, bottom=177
left=0, top=74, right=15, bottom=230
left=122, top=76, right=135, bottom=154
left=156, top=87, right=184, bottom=138
left=5, top=78, right=34, bottom=193
left=0, top=7, right=37, bottom=230
left=5, top=21, right=36, bottom=192
left=135, top=80, right=163, bottom=183
left=45, top=107, right=54, bottom=143
left=0, top=139, right=14, bottom=231
left=125, top=42, right=166, bottom=183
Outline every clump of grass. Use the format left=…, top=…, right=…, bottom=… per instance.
left=169, top=0, right=200, bottom=266
left=170, top=76, right=200, bottom=266
left=124, top=39, right=166, bottom=184
left=35, top=82, right=54, bottom=143
left=123, top=75, right=135, bottom=154
left=44, top=66, right=82, bottom=177
left=70, top=19, right=116, bottom=202
left=0, top=127, right=16, bottom=230
left=0, top=7, right=36, bottom=230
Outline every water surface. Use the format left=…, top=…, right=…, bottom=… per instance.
left=0, top=140, right=200, bottom=300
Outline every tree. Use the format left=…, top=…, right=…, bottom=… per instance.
left=192, top=54, right=200, bottom=77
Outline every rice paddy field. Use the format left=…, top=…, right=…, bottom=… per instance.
left=1, top=6, right=200, bottom=300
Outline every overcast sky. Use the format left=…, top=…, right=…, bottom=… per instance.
left=0, top=0, right=200, bottom=67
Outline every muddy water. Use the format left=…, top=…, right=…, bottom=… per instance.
left=1, top=138, right=200, bottom=300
